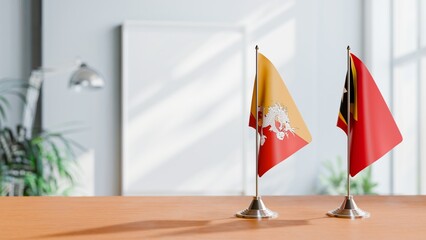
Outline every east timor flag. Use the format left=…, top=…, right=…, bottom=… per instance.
left=249, top=53, right=311, bottom=177
left=337, top=53, right=402, bottom=177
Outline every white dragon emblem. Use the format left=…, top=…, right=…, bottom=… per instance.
left=259, top=103, right=296, bottom=145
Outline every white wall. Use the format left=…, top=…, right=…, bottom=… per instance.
left=0, top=0, right=31, bottom=127
left=42, top=0, right=363, bottom=195
left=365, top=0, right=426, bottom=195
left=364, top=0, right=393, bottom=194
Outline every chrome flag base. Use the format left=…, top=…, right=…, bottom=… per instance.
left=327, top=195, right=370, bottom=219
left=236, top=196, right=278, bottom=219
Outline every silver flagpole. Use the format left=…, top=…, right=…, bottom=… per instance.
left=346, top=46, right=351, bottom=198
left=236, top=45, right=277, bottom=219
left=327, top=46, right=369, bottom=219
left=255, top=45, right=259, bottom=198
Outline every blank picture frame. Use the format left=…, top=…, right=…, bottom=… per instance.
left=121, top=21, right=248, bottom=195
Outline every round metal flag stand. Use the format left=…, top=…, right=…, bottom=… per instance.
left=327, top=195, right=370, bottom=219
left=236, top=196, right=277, bottom=219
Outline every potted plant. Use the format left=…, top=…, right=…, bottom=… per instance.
left=0, top=79, right=81, bottom=196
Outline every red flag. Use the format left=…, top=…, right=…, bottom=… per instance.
left=249, top=53, right=311, bottom=177
left=337, top=53, right=402, bottom=176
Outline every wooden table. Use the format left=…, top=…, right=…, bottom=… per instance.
left=1, top=196, right=425, bottom=239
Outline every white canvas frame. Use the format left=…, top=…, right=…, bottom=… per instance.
left=121, top=21, right=248, bottom=195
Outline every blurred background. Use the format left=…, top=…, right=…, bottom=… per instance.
left=0, top=0, right=424, bottom=196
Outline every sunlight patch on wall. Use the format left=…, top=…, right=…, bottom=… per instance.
left=257, top=19, right=295, bottom=69
left=173, top=31, right=243, bottom=79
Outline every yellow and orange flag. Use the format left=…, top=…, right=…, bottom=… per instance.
left=249, top=53, right=311, bottom=177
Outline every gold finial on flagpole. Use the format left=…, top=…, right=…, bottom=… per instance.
left=236, top=45, right=277, bottom=219
left=327, top=46, right=369, bottom=219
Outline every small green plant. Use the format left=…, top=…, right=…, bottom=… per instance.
left=0, top=125, right=82, bottom=196
left=0, top=78, right=82, bottom=196
left=318, top=156, right=378, bottom=195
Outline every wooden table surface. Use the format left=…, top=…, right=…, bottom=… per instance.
left=1, top=196, right=425, bottom=239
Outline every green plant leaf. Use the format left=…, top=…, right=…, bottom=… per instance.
left=318, top=157, right=378, bottom=195
left=0, top=122, right=82, bottom=196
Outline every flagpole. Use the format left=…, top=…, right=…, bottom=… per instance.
left=255, top=45, right=259, bottom=198
left=346, top=46, right=351, bottom=198
left=326, top=46, right=369, bottom=219
left=236, top=45, right=277, bottom=219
